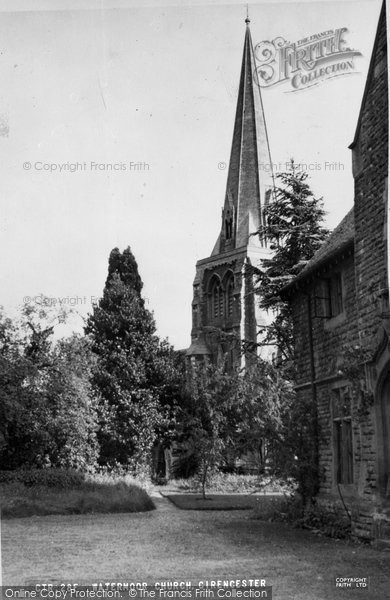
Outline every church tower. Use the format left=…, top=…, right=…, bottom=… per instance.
left=186, top=16, right=275, bottom=368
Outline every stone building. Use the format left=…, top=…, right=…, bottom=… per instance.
left=282, top=1, right=388, bottom=541
left=186, top=16, right=275, bottom=368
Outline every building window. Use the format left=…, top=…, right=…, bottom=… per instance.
left=328, top=273, right=343, bottom=317
left=332, top=387, right=353, bottom=485
left=264, top=187, right=273, bottom=207
left=260, top=188, right=273, bottom=247
left=225, top=347, right=234, bottom=371
left=192, top=304, right=198, bottom=329
left=225, top=217, right=233, bottom=240
left=210, top=279, right=223, bottom=319
left=209, top=273, right=234, bottom=322
left=226, top=276, right=234, bottom=317
left=225, top=208, right=234, bottom=241
left=314, top=272, right=344, bottom=319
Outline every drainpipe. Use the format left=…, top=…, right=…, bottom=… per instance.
left=303, top=290, right=351, bottom=520
left=303, top=289, right=319, bottom=502
left=304, top=290, right=316, bottom=401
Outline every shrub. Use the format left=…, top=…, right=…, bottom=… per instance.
left=68, top=481, right=155, bottom=515
left=251, top=493, right=298, bottom=522
left=0, top=468, right=85, bottom=488
left=0, top=310, right=99, bottom=473
left=0, top=476, right=155, bottom=518
left=300, top=503, right=351, bottom=539
left=170, top=451, right=198, bottom=480
left=91, top=471, right=155, bottom=496
left=252, top=493, right=351, bottom=539
left=173, top=472, right=288, bottom=494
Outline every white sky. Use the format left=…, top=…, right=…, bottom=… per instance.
left=0, top=0, right=383, bottom=348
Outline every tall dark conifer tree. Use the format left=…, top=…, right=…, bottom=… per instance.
left=86, top=247, right=181, bottom=472
left=255, top=161, right=329, bottom=364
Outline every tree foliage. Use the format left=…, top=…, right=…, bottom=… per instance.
left=236, top=360, right=318, bottom=502
left=178, top=358, right=317, bottom=502
left=255, top=160, right=329, bottom=362
left=177, top=361, right=240, bottom=497
left=85, top=247, right=181, bottom=473
left=249, top=161, right=328, bottom=501
left=0, top=302, right=99, bottom=471
left=1, top=248, right=181, bottom=476
left=234, top=360, right=294, bottom=471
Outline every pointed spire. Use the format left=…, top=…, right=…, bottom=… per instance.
left=214, top=16, right=274, bottom=255
left=245, top=3, right=250, bottom=25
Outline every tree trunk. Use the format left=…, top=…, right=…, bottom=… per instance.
left=201, top=464, right=208, bottom=500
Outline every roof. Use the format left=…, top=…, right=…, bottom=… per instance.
left=185, top=338, right=211, bottom=356
left=349, top=1, right=386, bottom=149
left=211, top=21, right=274, bottom=255
left=282, top=208, right=355, bottom=292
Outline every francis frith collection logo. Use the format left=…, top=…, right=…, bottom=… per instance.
left=254, top=27, right=362, bottom=91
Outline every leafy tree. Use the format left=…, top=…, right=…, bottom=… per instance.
left=42, top=334, right=100, bottom=470
left=176, top=356, right=317, bottom=504
left=85, top=247, right=181, bottom=473
left=233, top=360, right=294, bottom=472
left=0, top=301, right=99, bottom=470
left=249, top=161, right=328, bottom=503
left=234, top=359, right=318, bottom=503
left=254, top=160, right=329, bottom=363
left=183, top=363, right=237, bottom=498
left=0, top=310, right=33, bottom=465
left=177, top=361, right=240, bottom=497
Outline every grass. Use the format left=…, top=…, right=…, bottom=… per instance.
left=0, top=474, right=155, bottom=518
left=168, top=472, right=290, bottom=494
left=3, top=496, right=389, bottom=599
left=163, top=493, right=281, bottom=510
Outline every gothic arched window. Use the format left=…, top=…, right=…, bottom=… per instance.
left=225, top=218, right=232, bottom=240
left=261, top=187, right=273, bottom=247
left=225, top=214, right=234, bottom=240
left=226, top=275, right=234, bottom=317
left=210, top=278, right=223, bottom=320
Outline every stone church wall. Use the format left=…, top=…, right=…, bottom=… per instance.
left=287, top=3, right=389, bottom=541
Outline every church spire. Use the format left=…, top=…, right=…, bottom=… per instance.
left=214, top=16, right=274, bottom=254
left=245, top=3, right=250, bottom=25
left=187, top=15, right=276, bottom=367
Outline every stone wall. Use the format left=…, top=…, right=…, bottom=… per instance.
left=288, top=3, right=388, bottom=541
left=290, top=252, right=381, bottom=538
left=352, top=2, right=388, bottom=352
left=350, top=1, right=388, bottom=539
left=292, top=255, right=358, bottom=384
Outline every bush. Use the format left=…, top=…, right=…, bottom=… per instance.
left=252, top=494, right=351, bottom=539
left=0, top=468, right=86, bottom=488
left=91, top=471, right=155, bottom=496
left=170, top=451, right=198, bottom=479
left=252, top=494, right=298, bottom=522
left=0, top=475, right=155, bottom=518
left=300, top=502, right=351, bottom=539
left=173, top=472, right=288, bottom=494
left=70, top=481, right=155, bottom=515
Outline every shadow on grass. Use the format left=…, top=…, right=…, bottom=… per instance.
left=164, top=493, right=283, bottom=511
left=1, top=480, right=155, bottom=519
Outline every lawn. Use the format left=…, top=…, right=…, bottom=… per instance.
left=163, top=493, right=281, bottom=510
left=2, top=495, right=389, bottom=600
left=159, top=473, right=287, bottom=511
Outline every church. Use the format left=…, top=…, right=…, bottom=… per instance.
left=186, top=16, right=275, bottom=369
left=282, top=2, right=389, bottom=542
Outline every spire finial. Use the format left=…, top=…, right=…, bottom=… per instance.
left=245, top=3, right=250, bottom=25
